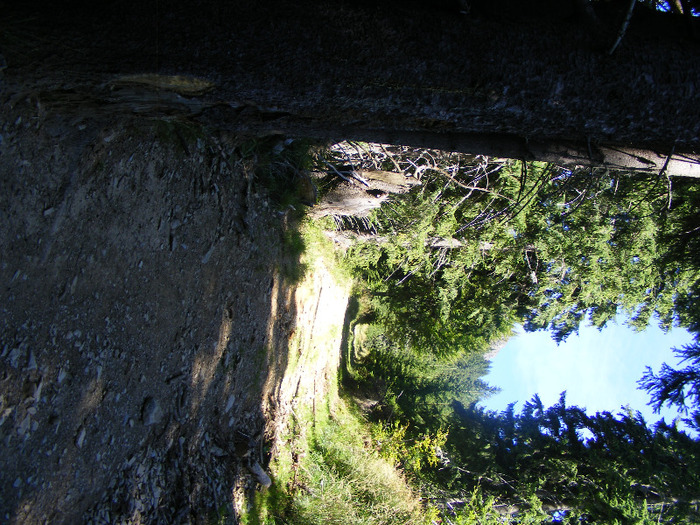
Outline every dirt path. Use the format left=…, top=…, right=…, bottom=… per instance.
left=0, top=97, right=350, bottom=524
left=261, top=262, right=351, bottom=464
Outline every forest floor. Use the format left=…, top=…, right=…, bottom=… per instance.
left=0, top=95, right=352, bottom=524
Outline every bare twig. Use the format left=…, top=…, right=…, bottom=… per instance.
left=350, top=171, right=370, bottom=187
left=427, top=165, right=516, bottom=202
left=608, top=0, right=636, bottom=55
left=381, top=143, right=403, bottom=172
left=324, top=161, right=353, bottom=182
left=660, top=142, right=676, bottom=209
left=659, top=142, right=677, bottom=178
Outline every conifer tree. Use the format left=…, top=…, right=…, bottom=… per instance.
left=350, top=158, right=699, bottom=349
left=445, top=395, right=700, bottom=523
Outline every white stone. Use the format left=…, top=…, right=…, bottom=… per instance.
left=224, top=394, right=236, bottom=414
left=142, top=397, right=163, bottom=426
left=76, top=426, right=86, bottom=448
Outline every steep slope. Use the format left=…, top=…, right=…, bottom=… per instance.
left=0, top=99, right=350, bottom=524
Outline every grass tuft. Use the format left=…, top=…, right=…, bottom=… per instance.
left=284, top=398, right=429, bottom=525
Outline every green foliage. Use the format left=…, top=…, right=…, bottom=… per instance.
left=243, top=399, right=434, bottom=525
left=347, top=151, right=700, bottom=349
left=347, top=158, right=528, bottom=354
left=635, top=180, right=700, bottom=434
left=445, top=394, right=700, bottom=523
left=276, top=400, right=431, bottom=525
left=349, top=326, right=497, bottom=432
left=639, top=336, right=700, bottom=432
left=370, top=421, right=448, bottom=476
left=239, top=135, right=320, bottom=209
left=323, top=143, right=700, bottom=523
left=518, top=169, right=700, bottom=342
left=450, top=486, right=504, bottom=525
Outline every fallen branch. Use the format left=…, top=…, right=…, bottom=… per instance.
left=608, top=0, right=636, bottom=55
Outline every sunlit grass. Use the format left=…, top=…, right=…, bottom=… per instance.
left=240, top=399, right=432, bottom=524
left=277, top=397, right=430, bottom=525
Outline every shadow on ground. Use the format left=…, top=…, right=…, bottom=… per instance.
left=0, top=99, right=308, bottom=523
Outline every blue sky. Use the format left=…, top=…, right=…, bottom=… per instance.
left=479, top=315, right=695, bottom=429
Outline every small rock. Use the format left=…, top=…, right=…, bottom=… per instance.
left=0, top=407, right=14, bottom=427
left=9, top=347, right=22, bottom=368
left=76, top=426, right=86, bottom=448
left=33, top=379, right=43, bottom=402
left=26, top=350, right=37, bottom=370
left=141, top=397, right=163, bottom=426
left=17, top=414, right=31, bottom=437
left=224, top=394, right=236, bottom=414
left=247, top=461, right=272, bottom=489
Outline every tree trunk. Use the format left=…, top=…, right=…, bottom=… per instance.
left=315, top=129, right=700, bottom=177
left=310, top=170, right=421, bottom=218
left=2, top=0, right=699, bottom=173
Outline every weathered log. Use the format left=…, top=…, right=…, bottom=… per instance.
left=310, top=170, right=420, bottom=218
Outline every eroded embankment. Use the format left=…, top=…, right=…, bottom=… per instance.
left=260, top=258, right=352, bottom=474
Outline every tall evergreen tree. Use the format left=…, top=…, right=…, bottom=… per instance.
left=639, top=338, right=700, bottom=432
left=350, top=326, right=498, bottom=431
left=445, top=395, right=700, bottom=523
left=350, top=157, right=698, bottom=350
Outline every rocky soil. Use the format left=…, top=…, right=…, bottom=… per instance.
left=0, top=95, right=349, bottom=524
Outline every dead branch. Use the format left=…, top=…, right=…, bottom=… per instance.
left=608, top=0, right=637, bottom=55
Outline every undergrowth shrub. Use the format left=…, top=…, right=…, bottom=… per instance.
left=279, top=399, right=434, bottom=525
left=370, top=421, right=447, bottom=477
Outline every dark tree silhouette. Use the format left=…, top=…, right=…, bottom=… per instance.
left=1, top=0, right=699, bottom=174
left=640, top=339, right=700, bottom=430
left=445, top=394, right=700, bottom=522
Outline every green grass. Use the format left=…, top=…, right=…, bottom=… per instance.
left=277, top=228, right=307, bottom=283
left=243, top=396, right=432, bottom=525
left=277, top=214, right=354, bottom=286
left=242, top=136, right=320, bottom=209
left=292, top=412, right=427, bottom=525
left=239, top=265, right=432, bottom=524
left=235, top=138, right=435, bottom=524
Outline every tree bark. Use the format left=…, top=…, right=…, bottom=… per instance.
left=2, top=0, right=699, bottom=174
left=315, top=128, right=700, bottom=177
